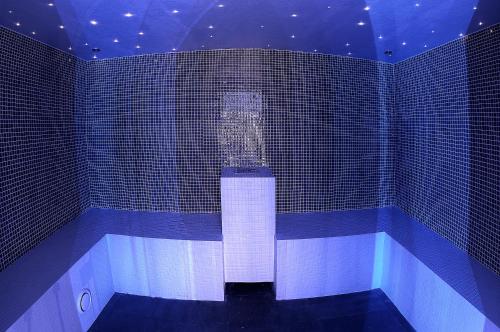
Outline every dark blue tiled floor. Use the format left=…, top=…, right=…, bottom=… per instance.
left=90, top=284, right=414, bottom=331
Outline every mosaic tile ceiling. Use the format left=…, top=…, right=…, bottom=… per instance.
left=0, top=0, right=499, bottom=62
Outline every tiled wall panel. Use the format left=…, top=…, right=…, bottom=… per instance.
left=395, top=25, right=499, bottom=274
left=0, top=27, right=89, bottom=271
left=86, top=50, right=395, bottom=213
left=464, top=26, right=500, bottom=275
left=262, top=53, right=395, bottom=212
left=85, top=54, right=178, bottom=211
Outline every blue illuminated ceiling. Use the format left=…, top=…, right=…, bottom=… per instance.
left=1, top=0, right=499, bottom=62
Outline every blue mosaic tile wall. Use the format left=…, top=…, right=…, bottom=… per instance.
left=85, top=50, right=395, bottom=213
left=1, top=24, right=497, bottom=275
left=395, top=25, right=500, bottom=274
left=465, top=25, right=500, bottom=275
left=84, top=54, right=179, bottom=211
left=0, top=27, right=89, bottom=271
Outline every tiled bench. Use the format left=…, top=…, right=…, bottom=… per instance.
left=276, top=207, right=500, bottom=331
left=1, top=207, right=499, bottom=331
left=1, top=209, right=224, bottom=331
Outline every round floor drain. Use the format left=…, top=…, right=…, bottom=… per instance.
left=78, top=289, right=92, bottom=313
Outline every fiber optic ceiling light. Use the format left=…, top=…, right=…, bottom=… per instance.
left=0, top=0, right=499, bottom=62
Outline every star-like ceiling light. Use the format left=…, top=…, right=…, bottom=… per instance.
left=357, top=21, right=365, bottom=26
left=172, top=10, right=179, bottom=14
left=364, top=6, right=370, bottom=11
left=124, top=12, right=134, bottom=18
left=90, top=20, right=98, bottom=25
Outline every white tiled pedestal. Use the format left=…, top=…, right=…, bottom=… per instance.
left=221, top=168, right=276, bottom=282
